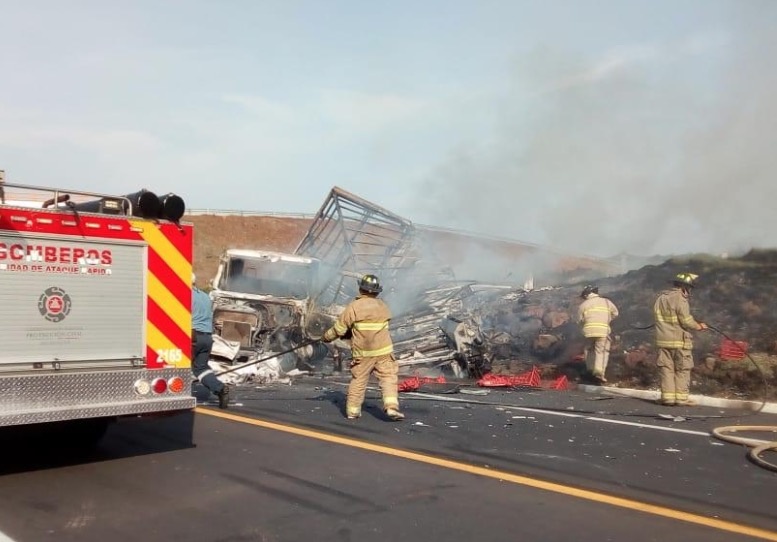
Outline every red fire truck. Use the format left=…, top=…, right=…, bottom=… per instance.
left=0, top=177, right=196, bottom=447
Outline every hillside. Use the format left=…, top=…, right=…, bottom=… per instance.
left=188, top=215, right=311, bottom=286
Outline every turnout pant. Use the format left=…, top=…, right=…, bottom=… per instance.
left=191, top=331, right=224, bottom=396
left=584, top=336, right=611, bottom=378
left=657, top=347, right=693, bottom=404
left=346, top=354, right=399, bottom=417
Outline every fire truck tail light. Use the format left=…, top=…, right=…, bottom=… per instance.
left=151, top=378, right=168, bottom=394
left=135, top=377, right=183, bottom=395
left=167, top=376, right=185, bottom=394
left=134, top=379, right=151, bottom=395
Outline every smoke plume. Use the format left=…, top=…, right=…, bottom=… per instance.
left=417, top=3, right=776, bottom=260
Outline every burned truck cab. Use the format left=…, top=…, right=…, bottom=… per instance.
left=209, top=249, right=323, bottom=359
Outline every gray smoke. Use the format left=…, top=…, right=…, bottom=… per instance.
left=417, top=3, right=776, bottom=260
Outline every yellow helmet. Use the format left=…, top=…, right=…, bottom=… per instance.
left=673, top=272, right=699, bottom=288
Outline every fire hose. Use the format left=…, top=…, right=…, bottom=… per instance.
left=711, top=425, right=777, bottom=473
left=630, top=321, right=777, bottom=471
left=629, top=322, right=768, bottom=413
left=213, top=339, right=320, bottom=377
left=704, top=324, right=777, bottom=472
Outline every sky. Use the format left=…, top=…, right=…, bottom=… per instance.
left=1, top=0, right=775, bottom=259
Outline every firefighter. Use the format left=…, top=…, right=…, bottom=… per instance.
left=577, top=285, right=619, bottom=384
left=191, top=273, right=230, bottom=409
left=321, top=274, right=404, bottom=421
left=653, top=272, right=708, bottom=406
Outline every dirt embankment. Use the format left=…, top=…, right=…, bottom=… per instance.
left=187, top=214, right=620, bottom=287
left=188, top=215, right=311, bottom=285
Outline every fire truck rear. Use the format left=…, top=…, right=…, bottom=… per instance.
left=0, top=174, right=196, bottom=446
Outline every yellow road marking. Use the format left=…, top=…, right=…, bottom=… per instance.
left=196, top=408, right=777, bottom=541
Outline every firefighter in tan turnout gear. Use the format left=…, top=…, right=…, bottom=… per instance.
left=322, top=274, right=405, bottom=421
left=653, top=273, right=708, bottom=406
left=577, top=285, right=619, bottom=383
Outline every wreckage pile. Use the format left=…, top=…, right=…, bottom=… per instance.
left=201, top=185, right=777, bottom=402
left=297, top=188, right=777, bottom=401
left=293, top=187, right=494, bottom=377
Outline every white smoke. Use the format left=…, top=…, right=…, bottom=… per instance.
left=417, top=3, right=777, bottom=259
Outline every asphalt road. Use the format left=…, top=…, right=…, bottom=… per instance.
left=0, top=378, right=776, bottom=542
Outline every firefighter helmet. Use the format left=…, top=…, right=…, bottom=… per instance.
left=673, top=272, right=699, bottom=288
left=580, top=284, right=599, bottom=298
left=358, top=274, right=383, bottom=294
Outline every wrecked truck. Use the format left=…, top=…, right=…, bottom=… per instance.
left=208, top=187, right=502, bottom=379
left=207, top=247, right=491, bottom=378
left=209, top=249, right=333, bottom=366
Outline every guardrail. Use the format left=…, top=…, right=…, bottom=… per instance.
left=185, top=209, right=316, bottom=219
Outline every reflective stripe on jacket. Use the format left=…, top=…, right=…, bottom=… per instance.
left=653, top=288, right=700, bottom=349
left=577, top=294, right=618, bottom=338
left=322, top=295, right=393, bottom=358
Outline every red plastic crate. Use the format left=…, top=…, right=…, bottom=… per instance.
left=398, top=375, right=447, bottom=392
left=477, top=367, right=541, bottom=388
left=547, top=375, right=569, bottom=391
left=719, top=339, right=748, bottom=361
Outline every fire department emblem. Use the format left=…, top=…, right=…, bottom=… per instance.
left=38, top=287, right=72, bottom=323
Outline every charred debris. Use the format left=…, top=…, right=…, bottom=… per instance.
left=207, top=187, right=777, bottom=399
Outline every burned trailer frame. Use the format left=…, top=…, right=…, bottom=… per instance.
left=294, top=186, right=418, bottom=308
left=294, top=186, right=490, bottom=377
left=390, top=282, right=493, bottom=377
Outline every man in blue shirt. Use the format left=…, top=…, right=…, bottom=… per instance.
left=191, top=273, right=230, bottom=408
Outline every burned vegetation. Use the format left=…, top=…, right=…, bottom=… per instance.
left=500, top=250, right=777, bottom=401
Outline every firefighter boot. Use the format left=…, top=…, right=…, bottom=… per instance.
left=385, top=407, right=405, bottom=421
left=217, top=385, right=231, bottom=409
